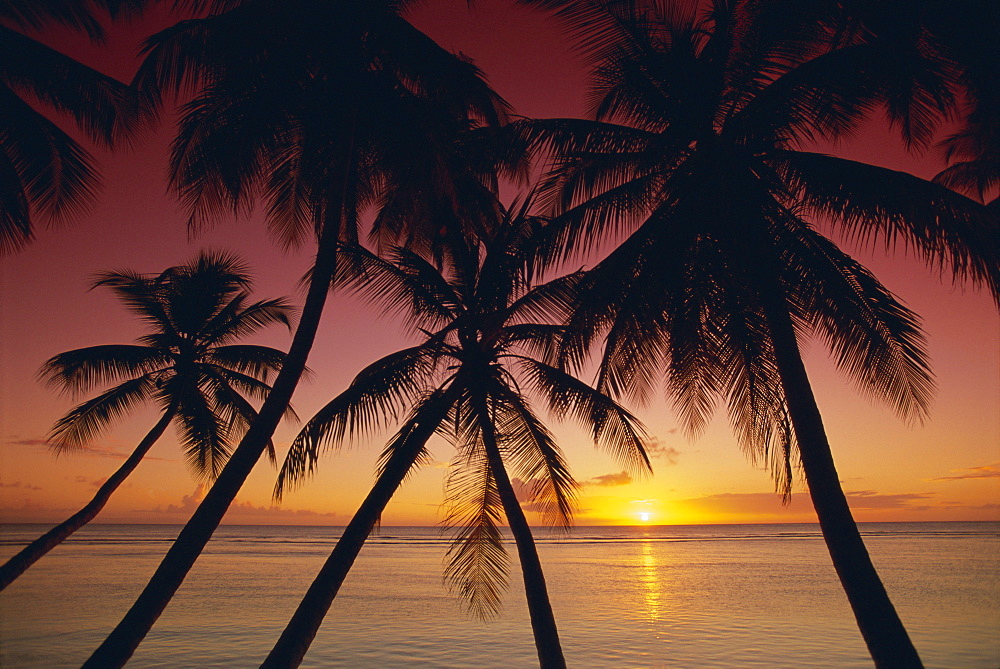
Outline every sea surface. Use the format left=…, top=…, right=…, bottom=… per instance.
left=0, top=522, right=997, bottom=668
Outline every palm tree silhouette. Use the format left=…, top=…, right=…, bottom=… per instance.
left=0, top=0, right=137, bottom=254
left=516, top=1, right=997, bottom=666
left=262, top=203, right=649, bottom=668
left=0, top=250, right=292, bottom=590
left=84, top=3, right=513, bottom=665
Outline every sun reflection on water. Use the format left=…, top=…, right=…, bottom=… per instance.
left=640, top=538, right=662, bottom=623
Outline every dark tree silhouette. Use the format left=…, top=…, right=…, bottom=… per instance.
left=0, top=0, right=142, bottom=253
left=0, top=251, right=292, bottom=590
left=84, top=2, right=514, bottom=665
left=263, top=204, right=648, bottom=668
left=515, top=1, right=998, bottom=666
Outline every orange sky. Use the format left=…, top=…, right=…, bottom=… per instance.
left=1, top=1, right=997, bottom=527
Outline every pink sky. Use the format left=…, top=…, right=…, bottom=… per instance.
left=1, top=1, right=997, bottom=526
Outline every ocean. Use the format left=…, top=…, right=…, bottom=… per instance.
left=1, top=522, right=997, bottom=667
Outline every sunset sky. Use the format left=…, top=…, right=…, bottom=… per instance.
left=1, top=0, right=997, bottom=527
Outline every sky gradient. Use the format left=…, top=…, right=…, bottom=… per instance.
left=1, top=0, right=997, bottom=527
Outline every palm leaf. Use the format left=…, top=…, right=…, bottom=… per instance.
left=47, top=376, right=158, bottom=451
left=277, top=345, right=445, bottom=492
left=38, top=344, right=168, bottom=396
left=442, top=423, right=508, bottom=620
left=773, top=150, right=1000, bottom=301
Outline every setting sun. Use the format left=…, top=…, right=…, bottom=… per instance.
left=639, top=513, right=651, bottom=522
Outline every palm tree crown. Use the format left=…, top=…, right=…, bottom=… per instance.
left=42, top=250, right=293, bottom=477
left=268, top=202, right=649, bottom=667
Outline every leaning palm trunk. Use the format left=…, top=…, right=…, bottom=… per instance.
left=261, top=389, right=456, bottom=668
left=477, top=399, right=566, bottom=669
left=758, top=273, right=922, bottom=668
left=0, top=405, right=177, bottom=590
left=83, top=227, right=340, bottom=669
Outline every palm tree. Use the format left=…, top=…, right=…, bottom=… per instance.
left=514, top=1, right=998, bottom=666
left=0, top=0, right=146, bottom=254
left=261, top=204, right=649, bottom=668
left=84, top=3, right=514, bottom=665
left=0, top=250, right=291, bottom=590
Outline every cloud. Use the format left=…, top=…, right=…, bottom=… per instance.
left=586, top=471, right=633, bottom=487
left=149, top=484, right=343, bottom=522
left=74, top=443, right=172, bottom=461
left=0, top=499, right=75, bottom=522
left=7, top=437, right=49, bottom=447
left=72, top=475, right=114, bottom=489
left=643, top=438, right=680, bottom=464
left=509, top=478, right=578, bottom=515
left=931, top=463, right=1000, bottom=481
left=7, top=435, right=172, bottom=461
left=843, top=490, right=936, bottom=510
left=676, top=489, right=937, bottom=517
left=0, top=481, right=42, bottom=490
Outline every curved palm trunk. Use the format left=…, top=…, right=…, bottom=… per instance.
left=261, top=388, right=456, bottom=668
left=759, top=285, right=923, bottom=668
left=82, top=225, right=341, bottom=669
left=476, top=398, right=567, bottom=669
left=0, top=405, right=177, bottom=591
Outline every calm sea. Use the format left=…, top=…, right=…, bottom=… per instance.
left=0, top=522, right=997, bottom=668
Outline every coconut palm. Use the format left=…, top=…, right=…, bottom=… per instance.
left=515, top=1, right=998, bottom=666
left=0, top=0, right=150, bottom=253
left=262, top=204, right=649, bottom=668
left=83, top=3, right=514, bottom=665
left=0, top=250, right=292, bottom=590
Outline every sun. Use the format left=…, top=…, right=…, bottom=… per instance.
left=638, top=512, right=651, bottom=522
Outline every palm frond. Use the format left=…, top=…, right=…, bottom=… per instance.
left=336, top=243, right=461, bottom=332
left=0, top=85, right=101, bottom=242
left=171, top=376, right=230, bottom=480
left=276, top=345, right=445, bottom=493
left=38, top=344, right=168, bottom=396
left=47, top=375, right=158, bottom=451
left=513, top=357, right=651, bottom=475
left=204, top=344, right=288, bottom=383
left=783, top=224, right=935, bottom=420
left=372, top=384, right=461, bottom=483
left=442, top=429, right=508, bottom=620
left=1, top=26, right=125, bottom=143
left=774, top=150, right=1000, bottom=302
left=486, top=385, right=579, bottom=529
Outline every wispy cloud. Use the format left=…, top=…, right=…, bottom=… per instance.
left=644, top=438, right=680, bottom=464
left=149, top=484, right=343, bottom=522
left=10, top=436, right=175, bottom=462
left=843, top=490, right=936, bottom=510
left=930, top=463, right=1000, bottom=481
left=586, top=471, right=633, bottom=487
left=7, top=437, right=49, bottom=447
left=0, top=481, right=42, bottom=490
left=71, top=474, right=124, bottom=489
left=676, top=489, right=937, bottom=516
